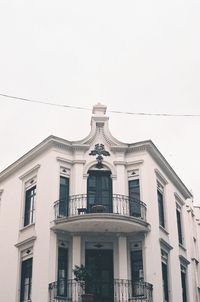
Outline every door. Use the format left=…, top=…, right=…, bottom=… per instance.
left=87, top=171, right=112, bottom=213
left=85, top=249, right=114, bottom=302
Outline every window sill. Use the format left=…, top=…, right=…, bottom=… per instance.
left=159, top=225, right=169, bottom=235
left=20, top=222, right=35, bottom=232
left=179, top=243, right=187, bottom=252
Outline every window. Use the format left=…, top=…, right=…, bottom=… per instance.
left=180, top=265, right=187, bottom=302
left=24, top=185, right=36, bottom=227
left=59, top=176, right=69, bottom=217
left=87, top=171, right=112, bottom=213
left=130, top=243, right=144, bottom=297
left=176, top=205, right=183, bottom=245
left=161, top=250, right=169, bottom=302
left=131, top=249, right=143, bottom=282
left=157, top=183, right=165, bottom=228
left=129, top=179, right=141, bottom=218
left=57, top=245, right=68, bottom=297
left=20, top=258, right=32, bottom=302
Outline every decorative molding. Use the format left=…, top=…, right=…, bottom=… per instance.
left=113, top=161, right=126, bottom=166
left=174, top=193, right=185, bottom=206
left=125, top=160, right=144, bottom=167
left=56, top=157, right=73, bottom=165
left=19, top=164, right=40, bottom=180
left=110, top=146, right=129, bottom=153
left=58, top=239, right=68, bottom=248
left=160, top=238, right=173, bottom=252
left=57, top=157, right=86, bottom=166
left=15, top=235, right=37, bottom=248
left=0, top=123, right=193, bottom=202
left=72, top=160, right=86, bottom=165
left=147, top=143, right=192, bottom=199
left=128, top=169, right=139, bottom=179
left=71, top=144, right=90, bottom=151
left=83, top=160, right=117, bottom=178
left=155, top=169, right=168, bottom=185
left=60, top=167, right=70, bottom=177
left=179, top=255, right=190, bottom=266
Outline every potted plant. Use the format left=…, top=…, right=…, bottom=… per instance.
left=73, top=264, right=94, bottom=302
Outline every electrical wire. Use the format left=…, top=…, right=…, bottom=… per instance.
left=0, top=92, right=200, bottom=117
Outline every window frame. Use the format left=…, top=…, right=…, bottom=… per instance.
left=20, top=257, right=33, bottom=302
left=19, top=246, right=34, bottom=302
left=176, top=204, right=183, bottom=245
left=157, top=182, right=165, bottom=229
left=129, top=241, right=144, bottom=298
left=161, top=249, right=169, bottom=302
left=23, top=184, right=36, bottom=227
left=19, top=165, right=40, bottom=229
left=57, top=240, right=69, bottom=298
left=128, top=169, right=141, bottom=218
left=180, top=264, right=188, bottom=302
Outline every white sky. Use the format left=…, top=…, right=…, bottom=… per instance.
left=0, top=0, right=200, bottom=203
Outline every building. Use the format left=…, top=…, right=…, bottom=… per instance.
left=0, top=103, right=199, bottom=302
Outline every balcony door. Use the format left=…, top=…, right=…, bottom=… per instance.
left=85, top=249, right=114, bottom=302
left=87, top=171, right=112, bottom=213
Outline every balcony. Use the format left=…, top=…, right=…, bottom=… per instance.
left=49, top=279, right=153, bottom=302
left=52, top=194, right=149, bottom=233
left=54, top=194, right=146, bottom=220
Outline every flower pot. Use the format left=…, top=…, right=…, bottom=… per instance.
left=81, top=293, right=95, bottom=302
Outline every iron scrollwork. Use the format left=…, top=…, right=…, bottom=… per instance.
left=89, top=143, right=110, bottom=169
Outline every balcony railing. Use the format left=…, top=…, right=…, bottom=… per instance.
left=49, top=279, right=153, bottom=302
left=54, top=194, right=146, bottom=221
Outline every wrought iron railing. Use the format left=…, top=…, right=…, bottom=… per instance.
left=54, top=194, right=146, bottom=221
left=49, top=279, right=153, bottom=302
left=114, top=280, right=153, bottom=302
left=49, top=279, right=82, bottom=302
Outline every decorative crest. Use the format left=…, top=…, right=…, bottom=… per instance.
left=89, top=144, right=110, bottom=169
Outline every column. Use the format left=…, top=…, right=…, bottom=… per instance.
left=72, top=235, right=81, bottom=301
left=118, top=236, right=129, bottom=301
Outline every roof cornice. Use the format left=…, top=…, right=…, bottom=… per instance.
left=122, top=140, right=192, bottom=199
left=0, top=136, right=89, bottom=182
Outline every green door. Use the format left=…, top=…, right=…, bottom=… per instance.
left=87, top=171, right=112, bottom=213
left=85, top=249, right=114, bottom=302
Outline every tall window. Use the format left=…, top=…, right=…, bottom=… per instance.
left=59, top=176, right=69, bottom=217
left=20, top=258, right=33, bottom=302
left=157, top=183, right=165, bottom=228
left=129, top=179, right=141, bottom=217
left=161, top=250, right=169, bottom=302
left=131, top=245, right=144, bottom=297
left=87, top=171, right=112, bottom=212
left=24, top=186, right=36, bottom=226
left=57, top=246, right=68, bottom=297
left=176, top=205, right=183, bottom=245
left=131, top=249, right=143, bottom=282
left=180, top=265, right=187, bottom=302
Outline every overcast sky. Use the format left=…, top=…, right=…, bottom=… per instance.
left=0, top=0, right=200, bottom=204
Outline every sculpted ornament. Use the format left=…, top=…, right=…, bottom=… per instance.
left=89, top=143, right=110, bottom=169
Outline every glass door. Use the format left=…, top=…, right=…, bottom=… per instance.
left=85, top=249, right=114, bottom=302
left=87, top=171, right=112, bottom=213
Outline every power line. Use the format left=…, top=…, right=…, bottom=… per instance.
left=0, top=93, right=91, bottom=111
left=0, top=92, right=200, bottom=117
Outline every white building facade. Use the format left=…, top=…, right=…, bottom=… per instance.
left=0, top=103, right=199, bottom=302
